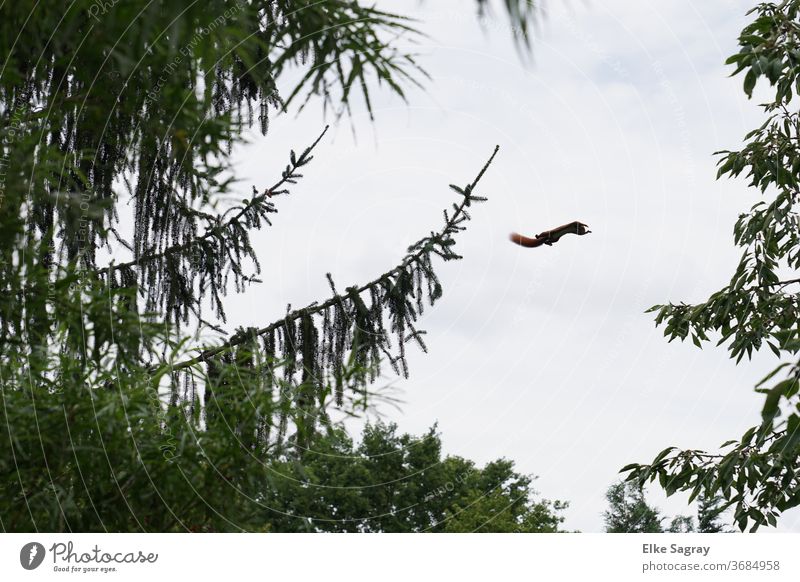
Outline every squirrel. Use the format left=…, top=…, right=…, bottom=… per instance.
left=510, top=221, right=591, bottom=248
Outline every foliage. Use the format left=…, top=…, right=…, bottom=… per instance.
left=476, top=0, right=539, bottom=50
left=1, top=340, right=566, bottom=532
left=0, top=275, right=267, bottom=532
left=697, top=494, right=731, bottom=533
left=0, top=310, right=393, bottom=531
left=623, top=0, right=800, bottom=531
left=666, top=515, right=694, bottom=533
left=603, top=483, right=730, bottom=533
left=603, top=482, right=665, bottom=533
left=262, top=422, right=567, bottom=533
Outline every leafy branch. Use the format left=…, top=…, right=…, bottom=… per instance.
left=629, top=0, right=800, bottom=531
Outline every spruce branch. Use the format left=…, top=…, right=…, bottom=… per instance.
left=96, top=126, right=330, bottom=325
left=99, top=126, right=329, bottom=278
left=163, top=145, right=500, bottom=375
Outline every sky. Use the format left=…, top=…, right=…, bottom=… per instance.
left=222, top=0, right=800, bottom=532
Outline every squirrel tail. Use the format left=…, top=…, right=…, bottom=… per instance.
left=509, top=232, right=546, bottom=248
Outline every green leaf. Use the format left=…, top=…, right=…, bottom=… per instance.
left=744, top=69, right=757, bottom=97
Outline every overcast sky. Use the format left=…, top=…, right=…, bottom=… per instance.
left=222, top=0, right=800, bottom=532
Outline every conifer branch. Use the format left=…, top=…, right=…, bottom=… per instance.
left=99, top=126, right=329, bottom=278
left=162, top=145, right=500, bottom=375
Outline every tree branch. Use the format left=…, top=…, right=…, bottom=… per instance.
left=161, top=145, right=500, bottom=374
left=98, top=126, right=330, bottom=278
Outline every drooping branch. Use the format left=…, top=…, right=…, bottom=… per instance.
left=100, top=126, right=329, bottom=325
left=163, top=145, right=500, bottom=376
left=99, top=126, right=329, bottom=279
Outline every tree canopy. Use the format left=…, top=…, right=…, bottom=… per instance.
left=603, top=482, right=664, bottom=533
left=263, top=422, right=566, bottom=533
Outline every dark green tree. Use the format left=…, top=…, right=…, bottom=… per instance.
left=697, top=495, right=730, bottom=533
left=666, top=495, right=734, bottom=533
left=0, top=1, right=540, bottom=531
left=667, top=515, right=696, bottom=533
left=623, top=0, right=800, bottom=531
left=603, top=482, right=664, bottom=533
left=604, top=484, right=732, bottom=533
left=262, top=422, right=567, bottom=532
